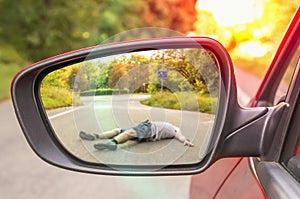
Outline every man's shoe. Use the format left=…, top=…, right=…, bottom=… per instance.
left=79, top=131, right=99, bottom=141
left=94, top=140, right=117, bottom=150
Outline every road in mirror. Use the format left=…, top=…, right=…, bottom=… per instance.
left=40, top=48, right=219, bottom=169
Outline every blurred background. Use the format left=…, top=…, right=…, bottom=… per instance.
left=0, top=0, right=298, bottom=198
left=1, top=0, right=298, bottom=100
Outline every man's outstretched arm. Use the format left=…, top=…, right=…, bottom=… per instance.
left=174, top=131, right=194, bottom=147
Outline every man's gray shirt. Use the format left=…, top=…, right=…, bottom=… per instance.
left=150, top=121, right=178, bottom=141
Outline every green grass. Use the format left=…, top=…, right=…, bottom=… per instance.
left=40, top=86, right=82, bottom=109
left=0, top=63, right=82, bottom=109
left=0, top=65, right=23, bottom=101
left=141, top=91, right=218, bottom=114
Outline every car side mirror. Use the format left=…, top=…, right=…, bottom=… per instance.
left=11, top=37, right=286, bottom=175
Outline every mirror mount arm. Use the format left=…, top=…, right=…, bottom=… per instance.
left=220, top=102, right=289, bottom=158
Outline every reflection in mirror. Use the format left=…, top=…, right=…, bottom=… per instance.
left=40, top=48, right=219, bottom=169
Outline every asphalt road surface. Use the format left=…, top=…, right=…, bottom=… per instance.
left=0, top=67, right=261, bottom=199
left=47, top=95, right=214, bottom=167
left=0, top=100, right=191, bottom=199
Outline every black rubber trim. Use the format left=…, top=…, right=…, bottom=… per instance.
left=256, top=161, right=300, bottom=199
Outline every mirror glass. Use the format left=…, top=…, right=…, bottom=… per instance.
left=40, top=48, right=219, bottom=169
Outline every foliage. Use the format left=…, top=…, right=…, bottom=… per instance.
left=141, top=91, right=218, bottom=114
left=42, top=67, right=73, bottom=89
left=0, top=43, right=29, bottom=101
left=1, top=0, right=297, bottom=103
left=40, top=65, right=80, bottom=109
left=185, top=48, right=219, bottom=94
left=143, top=0, right=197, bottom=34
left=80, top=62, right=101, bottom=90
left=0, top=0, right=197, bottom=100
left=40, top=86, right=81, bottom=109
left=97, top=0, right=146, bottom=42
left=0, top=44, right=28, bottom=66
left=142, top=92, right=181, bottom=110
left=98, top=0, right=197, bottom=43
left=0, top=0, right=197, bottom=62
left=108, top=62, right=127, bottom=89
left=97, top=62, right=112, bottom=89
left=0, top=0, right=99, bottom=62
left=148, top=48, right=219, bottom=94
left=108, top=54, right=150, bottom=92
left=80, top=88, right=128, bottom=96
left=68, top=65, right=89, bottom=91
left=0, top=65, right=23, bottom=101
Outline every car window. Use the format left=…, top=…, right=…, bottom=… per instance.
left=274, top=45, right=300, bottom=105
left=279, top=58, right=300, bottom=181
left=268, top=35, right=300, bottom=182
left=284, top=64, right=300, bottom=181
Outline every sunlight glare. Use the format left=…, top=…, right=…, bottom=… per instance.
left=196, top=0, right=264, bottom=27
left=234, top=41, right=271, bottom=58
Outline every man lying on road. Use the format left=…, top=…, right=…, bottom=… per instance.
left=79, top=120, right=195, bottom=150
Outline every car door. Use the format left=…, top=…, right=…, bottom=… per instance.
left=253, top=35, right=300, bottom=199
left=190, top=7, right=300, bottom=199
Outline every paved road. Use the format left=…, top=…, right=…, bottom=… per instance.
left=0, top=67, right=261, bottom=199
left=48, top=95, right=214, bottom=167
left=0, top=100, right=190, bottom=199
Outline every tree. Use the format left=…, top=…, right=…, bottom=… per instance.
left=0, top=0, right=98, bottom=62
left=148, top=50, right=188, bottom=93
left=40, top=65, right=77, bottom=108
left=69, top=66, right=89, bottom=92
left=148, top=48, right=218, bottom=94
left=97, top=0, right=197, bottom=43
left=96, top=62, right=112, bottom=89
left=107, top=53, right=150, bottom=92
left=96, top=0, right=146, bottom=43
left=42, top=66, right=73, bottom=89
left=108, top=62, right=127, bottom=89
left=0, top=0, right=198, bottom=63
left=143, top=0, right=197, bottom=34
left=185, top=48, right=219, bottom=94
left=80, top=62, right=101, bottom=90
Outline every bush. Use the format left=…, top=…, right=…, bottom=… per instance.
left=0, top=45, right=28, bottom=100
left=40, top=86, right=82, bottom=109
left=80, top=88, right=129, bottom=96
left=0, top=64, right=25, bottom=100
left=141, top=91, right=218, bottom=114
left=0, top=44, right=27, bottom=65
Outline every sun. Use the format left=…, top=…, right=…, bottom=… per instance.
left=196, top=0, right=264, bottom=27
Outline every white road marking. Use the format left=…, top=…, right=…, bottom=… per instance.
left=48, top=106, right=85, bottom=120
